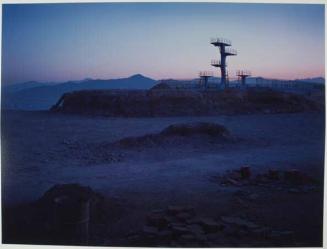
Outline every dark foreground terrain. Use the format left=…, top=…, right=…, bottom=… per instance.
left=1, top=110, right=325, bottom=246
left=51, top=88, right=323, bottom=116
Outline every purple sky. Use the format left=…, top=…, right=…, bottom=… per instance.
left=2, top=3, right=325, bottom=85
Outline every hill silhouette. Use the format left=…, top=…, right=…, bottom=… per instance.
left=2, top=74, right=157, bottom=110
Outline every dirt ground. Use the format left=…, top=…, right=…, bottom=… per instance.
left=1, top=110, right=325, bottom=246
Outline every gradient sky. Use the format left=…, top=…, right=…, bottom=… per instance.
left=2, top=3, right=325, bottom=85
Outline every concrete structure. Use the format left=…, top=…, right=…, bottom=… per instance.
left=199, top=71, right=213, bottom=90
left=210, top=38, right=237, bottom=88
left=236, top=70, right=251, bottom=87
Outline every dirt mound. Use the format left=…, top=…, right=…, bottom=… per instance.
left=115, top=122, right=232, bottom=148
left=50, top=88, right=323, bottom=117
left=160, top=122, right=230, bottom=137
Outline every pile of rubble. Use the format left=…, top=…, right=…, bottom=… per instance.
left=159, top=122, right=231, bottom=139
left=127, top=205, right=295, bottom=247
left=115, top=122, right=233, bottom=149
left=212, top=166, right=318, bottom=192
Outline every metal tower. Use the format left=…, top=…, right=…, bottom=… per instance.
left=199, top=71, right=213, bottom=90
left=210, top=38, right=237, bottom=88
left=236, top=70, right=251, bottom=87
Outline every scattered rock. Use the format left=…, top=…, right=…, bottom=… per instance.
left=142, top=225, right=159, bottom=236
left=169, top=221, right=186, bottom=228
left=185, top=224, right=205, bottom=236
left=157, top=230, right=173, bottom=240
left=214, top=167, right=317, bottom=191
left=179, top=234, right=197, bottom=241
left=252, top=227, right=271, bottom=239
left=175, top=212, right=193, bottom=222
left=167, top=205, right=194, bottom=215
left=269, top=230, right=295, bottom=242
left=240, top=166, right=251, bottom=179
left=217, top=167, right=252, bottom=186
left=233, top=190, right=250, bottom=197
left=171, top=225, right=191, bottom=236
left=127, top=234, right=141, bottom=242
left=134, top=205, right=297, bottom=247
left=248, top=193, right=259, bottom=200
left=288, top=188, right=301, bottom=194
left=302, top=186, right=318, bottom=193
left=222, top=177, right=242, bottom=186
left=267, top=169, right=280, bottom=180
left=146, top=213, right=169, bottom=229
left=229, top=170, right=243, bottom=181
left=221, top=216, right=259, bottom=230
left=62, top=139, right=73, bottom=146
left=284, top=169, right=314, bottom=185
left=234, top=197, right=250, bottom=208
left=196, top=218, right=224, bottom=233
left=223, top=225, right=240, bottom=237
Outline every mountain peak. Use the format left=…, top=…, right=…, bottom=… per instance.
left=129, top=74, right=148, bottom=80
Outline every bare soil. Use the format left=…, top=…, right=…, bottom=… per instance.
left=1, top=110, right=324, bottom=246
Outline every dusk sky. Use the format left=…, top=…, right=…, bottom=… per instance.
left=2, top=3, right=325, bottom=85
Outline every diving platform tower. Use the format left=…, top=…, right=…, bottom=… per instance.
left=210, top=38, right=237, bottom=88
left=237, top=70, right=251, bottom=87
left=199, top=71, right=213, bottom=90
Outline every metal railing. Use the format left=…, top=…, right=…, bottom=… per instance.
left=210, top=38, right=232, bottom=46
left=211, top=60, right=226, bottom=67
left=236, top=70, right=251, bottom=77
left=224, top=48, right=237, bottom=55
left=199, top=71, right=214, bottom=77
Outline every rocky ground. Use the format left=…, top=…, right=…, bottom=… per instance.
left=123, top=167, right=323, bottom=247
left=1, top=110, right=325, bottom=246
left=51, top=88, right=324, bottom=116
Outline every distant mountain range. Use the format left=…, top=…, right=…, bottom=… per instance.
left=2, top=74, right=157, bottom=110
left=228, top=77, right=325, bottom=85
left=1, top=75, right=324, bottom=110
left=294, top=77, right=325, bottom=84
